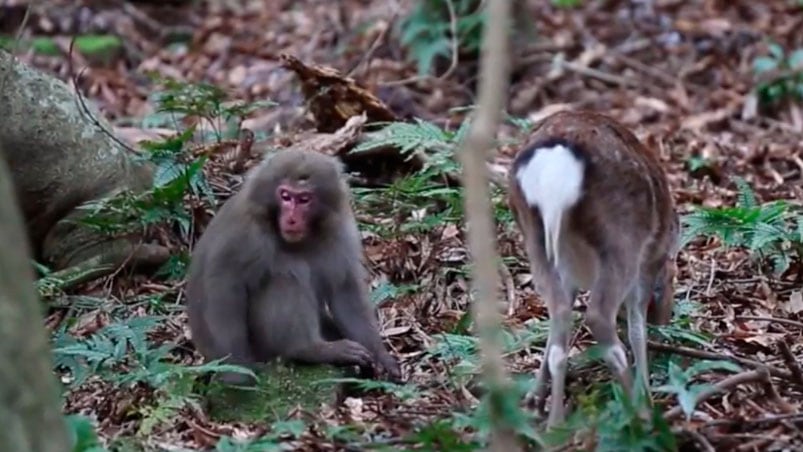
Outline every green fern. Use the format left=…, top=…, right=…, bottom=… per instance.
left=681, top=178, right=802, bottom=274
left=352, top=118, right=456, bottom=155
left=352, top=118, right=470, bottom=235
left=53, top=315, right=253, bottom=388
left=52, top=316, right=163, bottom=386
left=734, top=177, right=758, bottom=209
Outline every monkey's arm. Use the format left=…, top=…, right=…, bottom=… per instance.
left=251, top=277, right=374, bottom=368
left=201, top=271, right=257, bottom=365
left=329, top=270, right=401, bottom=381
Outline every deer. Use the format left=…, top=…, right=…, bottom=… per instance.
left=507, top=110, right=680, bottom=428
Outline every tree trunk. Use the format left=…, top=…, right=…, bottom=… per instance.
left=0, top=147, right=70, bottom=452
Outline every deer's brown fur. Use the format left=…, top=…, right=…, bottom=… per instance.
left=508, top=110, right=679, bottom=427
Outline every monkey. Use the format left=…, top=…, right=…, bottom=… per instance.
left=186, top=149, right=401, bottom=385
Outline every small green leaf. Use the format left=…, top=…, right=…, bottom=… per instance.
left=789, top=49, right=803, bottom=69
left=67, top=414, right=106, bottom=452
left=685, top=359, right=742, bottom=377
left=769, top=42, right=785, bottom=60
left=74, top=34, right=122, bottom=56
left=753, top=56, right=779, bottom=73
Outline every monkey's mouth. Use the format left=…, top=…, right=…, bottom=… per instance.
left=281, top=229, right=307, bottom=243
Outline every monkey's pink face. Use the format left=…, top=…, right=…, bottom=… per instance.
left=277, top=184, right=314, bottom=243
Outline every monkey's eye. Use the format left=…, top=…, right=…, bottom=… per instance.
left=297, top=194, right=311, bottom=204
left=280, top=190, right=292, bottom=202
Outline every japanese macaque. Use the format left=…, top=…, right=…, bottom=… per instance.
left=507, top=110, right=679, bottom=427
left=186, top=149, right=401, bottom=385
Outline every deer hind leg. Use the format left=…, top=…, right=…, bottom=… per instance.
left=525, top=268, right=576, bottom=429
left=625, top=272, right=652, bottom=398
left=585, top=264, right=636, bottom=396
left=625, top=260, right=668, bottom=405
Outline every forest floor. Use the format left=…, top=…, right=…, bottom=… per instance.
left=5, top=0, right=803, bottom=451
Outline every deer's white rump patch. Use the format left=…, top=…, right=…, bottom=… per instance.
left=515, top=144, right=585, bottom=267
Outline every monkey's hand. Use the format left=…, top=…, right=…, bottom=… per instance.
left=376, top=351, right=402, bottom=383
left=324, top=339, right=374, bottom=367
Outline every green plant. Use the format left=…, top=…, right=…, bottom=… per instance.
left=318, top=377, right=420, bottom=401
left=648, top=298, right=711, bottom=347
left=52, top=315, right=252, bottom=388
left=398, top=0, right=486, bottom=75
left=685, top=155, right=712, bottom=173
left=403, top=377, right=541, bottom=450
left=682, top=178, right=803, bottom=274
left=77, top=79, right=275, bottom=280
left=0, top=34, right=121, bottom=57
left=752, top=43, right=803, bottom=105
left=352, top=118, right=468, bottom=234
left=537, top=382, right=675, bottom=451
left=653, top=359, right=742, bottom=420
left=406, top=418, right=480, bottom=451
left=370, top=280, right=419, bottom=305
left=551, top=0, right=584, bottom=7
left=144, top=77, right=275, bottom=142
left=67, top=414, right=107, bottom=452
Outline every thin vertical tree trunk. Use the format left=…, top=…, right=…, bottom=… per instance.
left=0, top=149, right=70, bottom=452
left=456, top=0, right=519, bottom=450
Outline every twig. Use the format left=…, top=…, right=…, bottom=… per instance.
left=66, top=39, right=141, bottom=156
left=755, top=364, right=796, bottom=414
left=705, top=256, right=716, bottom=295
left=346, top=10, right=399, bottom=77
left=703, top=412, right=803, bottom=428
left=381, top=0, right=460, bottom=87
left=499, top=261, right=517, bottom=317
left=734, top=315, right=803, bottom=330
left=557, top=60, right=637, bottom=88
left=436, top=0, right=460, bottom=81
left=664, top=369, right=766, bottom=420
left=647, top=341, right=793, bottom=381
left=610, top=52, right=679, bottom=88
left=777, top=339, right=803, bottom=388
left=734, top=436, right=778, bottom=452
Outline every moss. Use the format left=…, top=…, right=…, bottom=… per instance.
left=204, top=362, right=347, bottom=423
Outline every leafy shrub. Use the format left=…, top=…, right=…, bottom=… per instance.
left=682, top=178, right=803, bottom=274
left=352, top=118, right=468, bottom=233
left=752, top=42, right=803, bottom=105
left=398, top=0, right=485, bottom=76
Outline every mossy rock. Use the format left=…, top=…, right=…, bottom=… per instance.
left=204, top=362, right=347, bottom=423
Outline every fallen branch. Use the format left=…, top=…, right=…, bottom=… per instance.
left=664, top=366, right=793, bottom=421
left=664, top=369, right=766, bottom=420
left=777, top=339, right=803, bottom=388
left=734, top=315, right=803, bottom=330
left=703, top=412, right=803, bottom=429
left=557, top=59, right=637, bottom=88
left=647, top=340, right=793, bottom=381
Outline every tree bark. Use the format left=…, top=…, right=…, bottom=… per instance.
left=456, top=0, right=519, bottom=450
left=0, top=49, right=169, bottom=287
left=0, top=148, right=70, bottom=452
